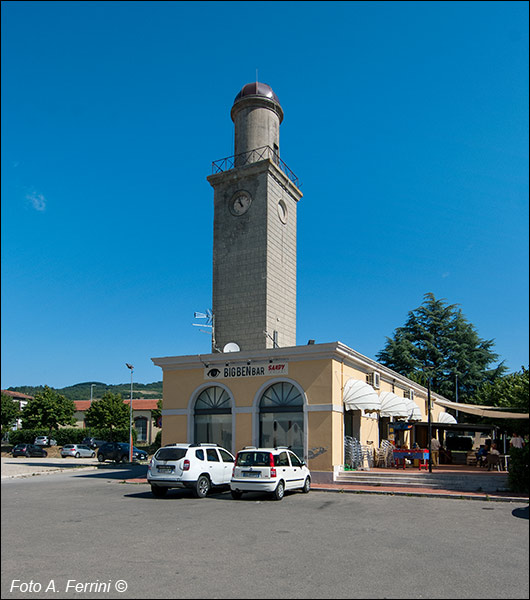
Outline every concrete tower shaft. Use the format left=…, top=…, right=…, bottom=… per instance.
left=231, top=82, right=284, bottom=162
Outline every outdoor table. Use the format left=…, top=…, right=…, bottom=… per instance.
left=393, top=449, right=430, bottom=470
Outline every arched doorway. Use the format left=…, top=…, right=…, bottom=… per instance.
left=194, top=386, right=232, bottom=450
left=259, top=382, right=304, bottom=458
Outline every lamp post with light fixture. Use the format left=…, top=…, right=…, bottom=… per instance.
left=126, top=363, right=134, bottom=463
left=90, top=384, right=96, bottom=406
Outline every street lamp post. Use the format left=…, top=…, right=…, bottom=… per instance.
left=427, top=377, right=432, bottom=473
left=126, top=363, right=134, bottom=463
left=90, top=384, right=96, bottom=405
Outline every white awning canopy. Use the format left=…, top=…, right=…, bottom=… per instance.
left=437, top=411, right=457, bottom=424
left=434, top=398, right=529, bottom=420
left=379, top=391, right=409, bottom=419
left=404, top=398, right=422, bottom=421
left=343, top=379, right=381, bottom=413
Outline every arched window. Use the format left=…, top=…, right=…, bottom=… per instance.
left=134, top=417, right=148, bottom=443
left=259, top=382, right=304, bottom=458
left=194, top=387, right=232, bottom=450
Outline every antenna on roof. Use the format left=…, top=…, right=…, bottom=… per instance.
left=193, top=309, right=220, bottom=352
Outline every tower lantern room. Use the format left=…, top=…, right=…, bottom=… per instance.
left=231, top=82, right=284, bottom=163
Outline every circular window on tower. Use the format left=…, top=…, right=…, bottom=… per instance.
left=277, top=199, right=288, bottom=224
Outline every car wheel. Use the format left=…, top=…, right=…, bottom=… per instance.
left=231, top=490, right=243, bottom=500
left=75, top=452, right=80, bottom=458
left=194, top=475, right=210, bottom=498
left=43, top=451, right=48, bottom=457
left=302, top=477, right=311, bottom=493
left=151, top=485, right=168, bottom=498
left=121, top=455, right=128, bottom=463
left=91, top=452, right=95, bottom=458
left=273, top=480, right=285, bottom=501
left=25, top=452, right=30, bottom=458
left=97, top=454, right=105, bottom=463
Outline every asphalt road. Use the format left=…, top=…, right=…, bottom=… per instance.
left=1, top=465, right=528, bottom=599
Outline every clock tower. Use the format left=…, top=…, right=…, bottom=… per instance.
left=207, top=82, right=302, bottom=352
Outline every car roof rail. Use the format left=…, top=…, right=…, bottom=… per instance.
left=190, top=443, right=219, bottom=447
left=164, top=443, right=190, bottom=447
left=274, top=446, right=291, bottom=450
left=242, top=446, right=257, bottom=449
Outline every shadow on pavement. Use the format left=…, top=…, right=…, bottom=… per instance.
left=512, top=505, right=529, bottom=520
left=122, top=488, right=300, bottom=502
left=74, top=464, right=148, bottom=480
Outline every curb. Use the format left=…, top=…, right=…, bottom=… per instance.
left=1, top=465, right=100, bottom=480
left=121, top=477, right=529, bottom=503
left=311, top=486, right=529, bottom=503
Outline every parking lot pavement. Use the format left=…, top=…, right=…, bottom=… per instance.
left=2, top=470, right=528, bottom=599
left=1, top=456, right=101, bottom=479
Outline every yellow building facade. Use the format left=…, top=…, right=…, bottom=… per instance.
left=152, top=341, right=447, bottom=483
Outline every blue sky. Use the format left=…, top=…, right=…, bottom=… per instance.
left=2, top=1, right=528, bottom=389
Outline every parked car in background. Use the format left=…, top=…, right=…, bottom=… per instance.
left=230, top=447, right=311, bottom=500
left=81, top=437, right=106, bottom=449
left=12, top=444, right=48, bottom=458
left=61, top=444, right=96, bottom=458
left=34, top=436, right=57, bottom=447
left=97, top=442, right=148, bottom=464
left=147, top=443, right=235, bottom=498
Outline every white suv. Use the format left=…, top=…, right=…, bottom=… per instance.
left=147, top=443, right=235, bottom=498
left=230, top=447, right=311, bottom=501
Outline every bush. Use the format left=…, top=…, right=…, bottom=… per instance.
left=508, top=445, right=529, bottom=493
left=9, top=429, right=48, bottom=446
left=8, top=427, right=137, bottom=446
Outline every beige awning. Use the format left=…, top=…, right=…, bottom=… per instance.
left=433, top=398, right=529, bottom=419
left=379, top=391, right=409, bottom=419
left=343, top=379, right=381, bottom=413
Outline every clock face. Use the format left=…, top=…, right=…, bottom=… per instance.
left=277, top=199, right=288, bottom=224
left=230, top=191, right=252, bottom=216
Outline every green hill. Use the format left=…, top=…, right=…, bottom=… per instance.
left=6, top=381, right=163, bottom=402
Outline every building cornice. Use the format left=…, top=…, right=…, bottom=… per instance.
left=152, top=341, right=448, bottom=402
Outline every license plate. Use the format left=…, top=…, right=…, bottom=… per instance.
left=242, top=471, right=260, bottom=478
left=157, top=465, right=173, bottom=473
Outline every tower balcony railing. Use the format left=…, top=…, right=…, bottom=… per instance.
left=212, top=145, right=300, bottom=188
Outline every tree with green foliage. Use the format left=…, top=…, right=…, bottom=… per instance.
left=21, top=386, right=76, bottom=433
left=376, top=293, right=506, bottom=402
left=1, top=393, right=21, bottom=437
left=84, top=391, right=129, bottom=436
left=474, top=367, right=529, bottom=436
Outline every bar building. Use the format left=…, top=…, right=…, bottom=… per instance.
left=152, top=82, right=449, bottom=483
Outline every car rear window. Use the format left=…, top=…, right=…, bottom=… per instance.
left=236, top=451, right=271, bottom=467
left=155, top=448, right=187, bottom=461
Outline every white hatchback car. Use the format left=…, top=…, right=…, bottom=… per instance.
left=230, top=447, right=311, bottom=500
left=147, top=443, right=235, bottom=498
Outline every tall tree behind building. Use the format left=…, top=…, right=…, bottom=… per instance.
left=376, top=293, right=506, bottom=402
